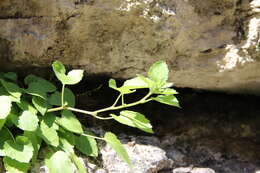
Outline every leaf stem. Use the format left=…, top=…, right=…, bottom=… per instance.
left=94, top=91, right=152, bottom=114
left=82, top=133, right=105, bottom=141
left=67, top=107, right=113, bottom=120
left=112, top=94, right=121, bottom=107
left=61, top=84, right=65, bottom=107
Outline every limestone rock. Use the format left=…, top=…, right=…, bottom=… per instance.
left=0, top=0, right=260, bottom=94
left=100, top=135, right=173, bottom=173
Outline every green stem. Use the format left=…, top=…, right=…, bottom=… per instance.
left=94, top=91, right=152, bottom=114
left=112, top=94, right=121, bottom=107
left=47, top=106, right=64, bottom=113
left=67, top=107, right=113, bottom=120
left=121, top=94, right=125, bottom=105
left=61, top=84, right=65, bottom=107
left=82, top=133, right=105, bottom=141
left=47, top=91, right=152, bottom=120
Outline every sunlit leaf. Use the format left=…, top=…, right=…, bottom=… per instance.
left=152, top=95, right=180, bottom=107
left=123, top=76, right=149, bottom=89
left=3, top=157, right=30, bottom=173
left=111, top=110, right=153, bottom=133
left=32, top=96, right=48, bottom=116
left=45, top=151, right=75, bottom=173
left=148, top=60, right=169, bottom=84
left=0, top=96, right=12, bottom=119
left=17, top=111, right=39, bottom=131
left=52, top=61, right=84, bottom=85
left=3, top=136, right=34, bottom=163
left=36, top=114, right=59, bottom=147
left=104, top=132, right=131, bottom=166
left=57, top=110, right=83, bottom=134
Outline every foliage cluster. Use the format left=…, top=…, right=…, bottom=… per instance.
left=0, top=60, right=179, bottom=173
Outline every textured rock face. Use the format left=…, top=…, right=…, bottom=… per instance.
left=0, top=0, right=260, bottom=94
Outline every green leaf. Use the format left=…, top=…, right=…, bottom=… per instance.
left=76, top=132, right=98, bottom=157
left=52, top=61, right=84, bottom=85
left=32, top=96, right=48, bottom=116
left=0, top=119, right=6, bottom=130
left=3, top=136, right=34, bottom=163
left=45, top=151, right=75, bottom=173
left=154, top=88, right=178, bottom=95
left=57, top=110, right=83, bottom=134
left=0, top=87, right=20, bottom=102
left=24, top=131, right=41, bottom=163
left=3, top=157, right=30, bottom=173
left=0, top=79, right=22, bottom=99
left=16, top=100, right=38, bottom=115
left=0, top=96, right=12, bottom=119
left=70, top=153, right=87, bottom=173
left=109, top=79, right=135, bottom=94
left=148, top=61, right=169, bottom=84
left=3, top=72, right=17, bottom=82
left=37, top=114, right=59, bottom=147
left=123, top=76, right=149, bottom=89
left=49, top=88, right=75, bottom=107
left=111, top=110, right=153, bottom=133
left=152, top=95, right=180, bottom=107
left=104, top=132, right=131, bottom=166
left=17, top=111, right=39, bottom=131
left=0, top=128, right=13, bottom=156
left=24, top=74, right=56, bottom=92
left=59, top=135, right=74, bottom=153
left=25, top=82, right=47, bottom=99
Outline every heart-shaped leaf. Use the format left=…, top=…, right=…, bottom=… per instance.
left=0, top=96, right=12, bottom=119
left=0, top=128, right=13, bottom=156
left=52, top=61, right=84, bottom=85
left=111, top=110, right=153, bottom=133
left=3, top=72, right=17, bottom=82
left=36, top=114, right=59, bottom=147
left=148, top=61, right=169, bottom=84
left=24, top=75, right=56, bottom=92
left=17, top=111, right=39, bottom=131
left=3, top=157, right=30, bottom=173
left=76, top=132, right=98, bottom=157
left=104, top=132, right=131, bottom=166
left=32, top=96, right=48, bottom=116
left=48, top=88, right=75, bottom=107
left=45, top=151, right=75, bottom=173
left=3, top=136, right=34, bottom=163
left=57, top=110, right=83, bottom=134
left=0, top=80, right=22, bottom=99
left=109, top=79, right=135, bottom=94
left=123, top=76, right=149, bottom=89
left=152, top=95, right=180, bottom=107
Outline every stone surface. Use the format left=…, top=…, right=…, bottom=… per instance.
left=0, top=0, right=260, bottom=94
left=100, top=135, right=173, bottom=173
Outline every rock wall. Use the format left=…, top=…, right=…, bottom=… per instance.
left=0, top=0, right=260, bottom=94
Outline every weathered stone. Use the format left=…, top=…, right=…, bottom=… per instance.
left=172, top=167, right=215, bottom=173
left=0, top=0, right=260, bottom=94
left=100, top=135, right=173, bottom=173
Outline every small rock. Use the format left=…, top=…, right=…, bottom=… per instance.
left=172, top=167, right=215, bottom=173
left=101, top=136, right=173, bottom=173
